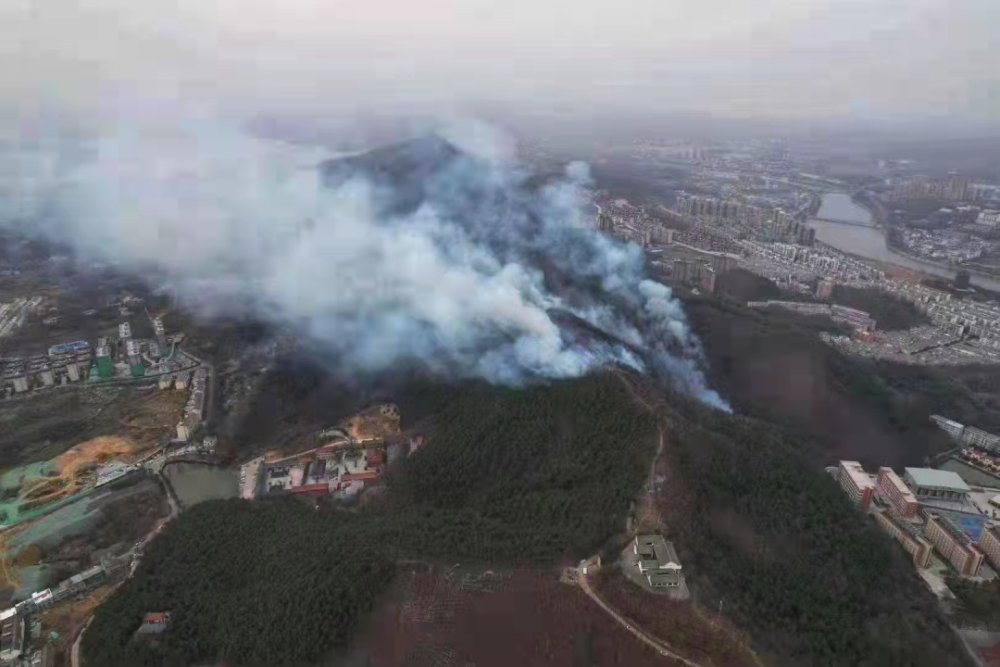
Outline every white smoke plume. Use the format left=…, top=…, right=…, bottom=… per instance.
left=0, top=117, right=729, bottom=410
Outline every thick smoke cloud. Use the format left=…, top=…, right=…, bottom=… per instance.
left=0, top=118, right=728, bottom=410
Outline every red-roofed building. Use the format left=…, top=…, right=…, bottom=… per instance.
left=979, top=644, right=1000, bottom=667
left=365, top=448, right=386, bottom=466
left=341, top=471, right=378, bottom=482
left=289, top=483, right=330, bottom=496
left=138, top=612, right=171, bottom=635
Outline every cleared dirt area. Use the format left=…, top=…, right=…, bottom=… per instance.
left=0, top=479, right=167, bottom=613
left=340, top=404, right=401, bottom=442
left=37, top=583, right=117, bottom=659
left=591, top=570, right=761, bottom=667
left=21, top=436, right=137, bottom=505
left=347, top=566, right=681, bottom=667
left=0, top=385, right=184, bottom=469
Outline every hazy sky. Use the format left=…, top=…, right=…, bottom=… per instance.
left=0, top=0, right=996, bottom=128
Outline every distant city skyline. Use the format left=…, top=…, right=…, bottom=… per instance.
left=0, top=0, right=996, bottom=134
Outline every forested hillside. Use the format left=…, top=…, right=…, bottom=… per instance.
left=381, top=375, right=657, bottom=559
left=83, top=373, right=658, bottom=666
left=684, top=294, right=998, bottom=467
left=659, top=396, right=970, bottom=667
left=82, top=500, right=391, bottom=667
left=828, top=284, right=929, bottom=330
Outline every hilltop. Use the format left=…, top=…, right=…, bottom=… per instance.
left=83, top=359, right=971, bottom=666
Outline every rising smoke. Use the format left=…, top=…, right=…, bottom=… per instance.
left=0, top=118, right=729, bottom=410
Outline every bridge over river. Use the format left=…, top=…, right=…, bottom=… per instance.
left=808, top=193, right=1000, bottom=292
left=811, top=216, right=877, bottom=228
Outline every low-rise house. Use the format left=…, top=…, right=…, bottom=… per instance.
left=633, top=535, right=683, bottom=588
left=137, top=612, right=171, bottom=635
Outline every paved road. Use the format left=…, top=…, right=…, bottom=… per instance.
left=70, top=614, right=95, bottom=667
left=577, top=570, right=701, bottom=666
left=71, top=471, right=180, bottom=667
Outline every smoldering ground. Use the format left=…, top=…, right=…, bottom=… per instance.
left=0, top=118, right=728, bottom=410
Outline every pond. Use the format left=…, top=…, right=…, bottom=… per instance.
left=163, top=463, right=239, bottom=508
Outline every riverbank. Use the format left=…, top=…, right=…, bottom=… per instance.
left=850, top=191, right=884, bottom=227
left=809, top=193, right=1000, bottom=292
left=884, top=233, right=1000, bottom=282
left=855, top=191, right=1000, bottom=285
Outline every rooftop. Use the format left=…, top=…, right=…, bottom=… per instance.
left=840, top=461, right=875, bottom=490
left=905, top=467, right=971, bottom=492
left=932, top=514, right=973, bottom=545
left=635, top=534, right=681, bottom=568
left=647, top=570, right=681, bottom=586
left=878, top=468, right=917, bottom=501
left=931, top=415, right=964, bottom=430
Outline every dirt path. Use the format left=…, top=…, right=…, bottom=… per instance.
left=70, top=471, right=180, bottom=667
left=612, top=369, right=665, bottom=530
left=606, top=370, right=768, bottom=667
left=69, top=613, right=92, bottom=667
left=578, top=570, right=701, bottom=666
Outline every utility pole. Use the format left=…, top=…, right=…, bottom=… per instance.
left=712, top=598, right=724, bottom=628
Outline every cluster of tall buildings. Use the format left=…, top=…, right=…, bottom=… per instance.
left=739, top=240, right=880, bottom=287
left=670, top=253, right=739, bottom=294
left=836, top=460, right=1000, bottom=577
left=1, top=341, right=90, bottom=395
left=674, top=194, right=816, bottom=246
left=888, top=174, right=977, bottom=203
left=675, top=195, right=768, bottom=224
left=596, top=201, right=676, bottom=248
left=672, top=228, right=742, bottom=255
left=758, top=215, right=817, bottom=246
left=1, top=313, right=194, bottom=397
left=977, top=209, right=1000, bottom=228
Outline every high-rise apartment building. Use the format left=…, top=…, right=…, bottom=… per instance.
left=872, top=502, right=931, bottom=567
left=838, top=461, right=875, bottom=509
left=925, top=513, right=984, bottom=576
left=876, top=467, right=919, bottom=518
left=977, top=524, right=1000, bottom=571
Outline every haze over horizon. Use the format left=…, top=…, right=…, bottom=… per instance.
left=0, top=0, right=997, bottom=137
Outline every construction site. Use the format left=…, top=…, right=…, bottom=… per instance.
left=0, top=436, right=140, bottom=526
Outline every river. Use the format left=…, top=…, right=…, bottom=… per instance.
left=808, top=193, right=1000, bottom=292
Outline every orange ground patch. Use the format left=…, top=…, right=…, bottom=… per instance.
left=340, top=404, right=401, bottom=442
left=20, top=436, right=138, bottom=505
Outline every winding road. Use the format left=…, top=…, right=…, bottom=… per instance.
left=70, top=473, right=180, bottom=667
left=577, top=569, right=702, bottom=666
left=595, top=370, right=766, bottom=667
